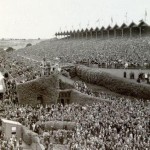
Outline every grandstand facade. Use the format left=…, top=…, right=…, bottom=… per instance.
left=56, top=21, right=150, bottom=39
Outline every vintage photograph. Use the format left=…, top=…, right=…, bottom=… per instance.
left=0, top=0, right=150, bottom=149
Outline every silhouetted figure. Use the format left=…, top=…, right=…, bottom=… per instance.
left=123, top=71, right=127, bottom=78
left=137, top=78, right=140, bottom=83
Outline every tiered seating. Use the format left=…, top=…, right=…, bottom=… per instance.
left=15, top=36, right=150, bottom=68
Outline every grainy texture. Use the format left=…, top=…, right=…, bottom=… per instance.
left=21, top=126, right=40, bottom=145
left=70, top=89, right=110, bottom=104
left=76, top=65, right=150, bottom=100
left=38, top=121, right=76, bottom=131
left=17, top=74, right=59, bottom=106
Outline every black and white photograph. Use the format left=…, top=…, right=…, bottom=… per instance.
left=0, top=0, right=150, bottom=149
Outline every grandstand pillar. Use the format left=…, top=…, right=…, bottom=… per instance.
left=121, top=29, right=124, bottom=37
left=74, top=33, right=75, bottom=39
left=82, top=32, right=83, bottom=39
left=114, top=30, right=116, bottom=38
left=130, top=28, right=132, bottom=37
left=91, top=32, right=92, bottom=39
left=86, top=32, right=87, bottom=39
left=101, top=31, right=103, bottom=38
left=107, top=30, right=110, bottom=38
left=96, top=31, right=97, bottom=39
left=139, top=27, right=142, bottom=37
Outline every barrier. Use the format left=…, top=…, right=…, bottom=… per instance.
left=76, top=65, right=150, bottom=100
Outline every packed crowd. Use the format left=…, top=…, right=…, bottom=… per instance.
left=0, top=98, right=149, bottom=150
left=0, top=36, right=150, bottom=149
left=1, top=55, right=41, bottom=83
left=2, top=36, right=150, bottom=84
left=1, top=54, right=60, bottom=84
left=15, top=36, right=150, bottom=69
left=0, top=134, right=23, bottom=150
left=2, top=73, right=18, bottom=105
left=74, top=80, right=127, bottom=101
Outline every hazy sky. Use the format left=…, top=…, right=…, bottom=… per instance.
left=0, top=0, right=150, bottom=39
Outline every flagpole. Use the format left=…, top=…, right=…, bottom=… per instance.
left=125, top=12, right=128, bottom=24
left=111, top=17, right=113, bottom=26
left=145, top=9, right=147, bottom=22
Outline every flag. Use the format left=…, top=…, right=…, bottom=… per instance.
left=111, top=17, right=113, bottom=24
left=145, top=10, right=147, bottom=21
left=96, top=19, right=99, bottom=23
left=125, top=12, right=128, bottom=23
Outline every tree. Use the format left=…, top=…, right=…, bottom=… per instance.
left=26, top=43, right=32, bottom=47
left=6, top=47, right=14, bottom=52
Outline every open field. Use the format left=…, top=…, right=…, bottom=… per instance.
left=0, top=39, right=44, bottom=50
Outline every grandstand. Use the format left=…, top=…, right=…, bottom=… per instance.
left=1, top=19, right=150, bottom=150
left=15, top=25, right=150, bottom=70
left=56, top=20, right=150, bottom=39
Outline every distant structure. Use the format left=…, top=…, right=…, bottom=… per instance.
left=56, top=20, right=150, bottom=39
left=40, top=57, right=61, bottom=76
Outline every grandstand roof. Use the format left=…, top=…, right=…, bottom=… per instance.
left=113, top=24, right=119, bottom=29
left=138, top=20, right=149, bottom=27
left=120, top=23, right=128, bottom=29
left=129, top=22, right=138, bottom=28
left=90, top=27, right=94, bottom=31
left=100, top=26, right=105, bottom=30
left=106, top=25, right=112, bottom=30
left=81, top=29, right=84, bottom=32
left=63, top=31, right=66, bottom=35
left=95, top=27, right=99, bottom=31
left=56, top=20, right=150, bottom=36
left=77, top=29, right=80, bottom=33
left=85, top=28, right=89, bottom=32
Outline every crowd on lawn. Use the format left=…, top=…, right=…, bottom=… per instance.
left=74, top=80, right=124, bottom=100
left=15, top=37, right=150, bottom=69
left=0, top=72, right=150, bottom=149
left=0, top=98, right=149, bottom=150
left=0, top=133, right=23, bottom=150
left=1, top=53, right=62, bottom=84
left=1, top=36, right=150, bottom=84
left=0, top=37, right=150, bottom=149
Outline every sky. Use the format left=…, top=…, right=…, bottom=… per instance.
left=0, top=0, right=150, bottom=39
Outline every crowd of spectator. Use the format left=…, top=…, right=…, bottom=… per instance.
left=15, top=36, right=150, bottom=69
left=0, top=134, right=23, bottom=150
left=74, top=80, right=125, bottom=101
left=0, top=36, right=150, bottom=149
left=0, top=98, right=149, bottom=149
